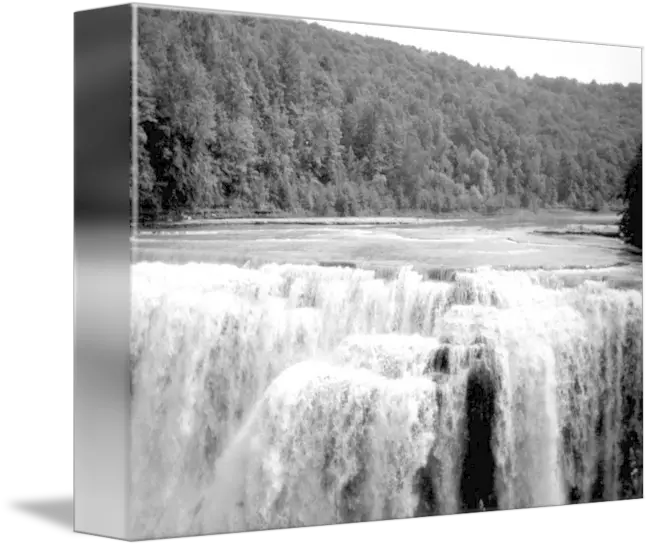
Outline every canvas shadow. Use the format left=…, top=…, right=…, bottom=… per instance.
left=12, top=497, right=73, bottom=529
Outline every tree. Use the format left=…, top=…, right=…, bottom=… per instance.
left=619, top=144, right=642, bottom=249
left=135, top=9, right=642, bottom=221
left=469, top=149, right=494, bottom=200
left=469, top=185, right=484, bottom=211
left=591, top=190, right=606, bottom=212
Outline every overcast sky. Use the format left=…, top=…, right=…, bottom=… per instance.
left=308, top=19, right=642, bottom=85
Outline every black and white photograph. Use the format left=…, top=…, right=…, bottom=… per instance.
left=129, top=3, right=643, bottom=540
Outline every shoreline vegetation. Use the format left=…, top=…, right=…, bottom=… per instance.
left=134, top=10, right=641, bottom=226
left=131, top=9, right=642, bottom=286
left=133, top=206, right=622, bottom=229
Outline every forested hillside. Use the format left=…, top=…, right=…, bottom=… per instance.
left=134, top=8, right=642, bottom=220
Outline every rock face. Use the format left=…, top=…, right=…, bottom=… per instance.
left=460, top=364, right=498, bottom=513
left=413, top=348, right=498, bottom=517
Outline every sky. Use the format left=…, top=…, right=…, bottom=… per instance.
left=307, top=19, right=642, bottom=86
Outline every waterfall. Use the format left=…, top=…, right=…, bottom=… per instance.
left=130, top=262, right=643, bottom=539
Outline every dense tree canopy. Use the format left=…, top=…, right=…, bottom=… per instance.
left=133, top=9, right=642, bottom=220
left=619, top=144, right=642, bottom=248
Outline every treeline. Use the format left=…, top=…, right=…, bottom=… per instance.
left=619, top=144, right=642, bottom=248
left=134, top=8, right=642, bottom=219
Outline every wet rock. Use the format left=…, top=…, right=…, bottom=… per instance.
left=460, top=365, right=498, bottom=513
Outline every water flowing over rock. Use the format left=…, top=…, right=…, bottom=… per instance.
left=130, top=262, right=643, bottom=539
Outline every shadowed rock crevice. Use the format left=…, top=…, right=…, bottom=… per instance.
left=460, top=364, right=498, bottom=512
left=619, top=392, right=643, bottom=499
left=592, top=400, right=607, bottom=500
left=414, top=386, right=444, bottom=518
left=413, top=451, right=440, bottom=516
left=416, top=343, right=501, bottom=516
left=430, top=346, right=451, bottom=374
left=427, top=343, right=495, bottom=376
left=561, top=424, right=585, bottom=504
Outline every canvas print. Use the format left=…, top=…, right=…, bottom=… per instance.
left=129, top=4, right=643, bottom=540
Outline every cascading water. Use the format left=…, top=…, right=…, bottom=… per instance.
left=130, top=262, right=643, bottom=539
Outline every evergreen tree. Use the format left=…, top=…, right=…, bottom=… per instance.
left=619, top=144, right=642, bottom=248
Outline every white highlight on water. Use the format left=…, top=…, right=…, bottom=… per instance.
left=130, top=262, right=643, bottom=539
